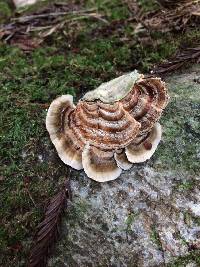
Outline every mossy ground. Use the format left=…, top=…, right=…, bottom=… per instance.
left=0, top=0, right=200, bottom=266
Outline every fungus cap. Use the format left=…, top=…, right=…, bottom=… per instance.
left=46, top=71, right=169, bottom=182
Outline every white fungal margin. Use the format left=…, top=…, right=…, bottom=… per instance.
left=125, top=123, right=162, bottom=163
left=82, top=143, right=122, bottom=182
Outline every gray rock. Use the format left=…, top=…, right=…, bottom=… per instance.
left=49, top=65, right=200, bottom=267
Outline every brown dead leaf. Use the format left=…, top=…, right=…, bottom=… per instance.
left=10, top=34, right=43, bottom=51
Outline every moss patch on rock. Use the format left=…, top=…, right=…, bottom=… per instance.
left=156, top=67, right=200, bottom=174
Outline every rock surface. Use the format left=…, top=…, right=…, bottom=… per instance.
left=49, top=65, right=200, bottom=267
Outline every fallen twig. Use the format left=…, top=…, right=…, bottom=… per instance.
left=11, top=8, right=97, bottom=23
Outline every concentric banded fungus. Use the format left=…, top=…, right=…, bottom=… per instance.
left=46, top=71, right=169, bottom=182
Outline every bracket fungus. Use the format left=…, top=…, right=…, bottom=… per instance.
left=46, top=71, right=169, bottom=182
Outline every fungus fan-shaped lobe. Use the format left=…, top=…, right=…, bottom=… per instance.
left=46, top=95, right=73, bottom=139
left=46, top=95, right=83, bottom=170
left=82, top=144, right=122, bottom=182
left=126, top=123, right=162, bottom=163
left=121, top=77, right=169, bottom=134
left=46, top=73, right=169, bottom=182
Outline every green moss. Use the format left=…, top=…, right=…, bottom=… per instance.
left=0, top=227, right=8, bottom=251
left=137, top=41, right=178, bottom=71
left=86, top=0, right=130, bottom=20
left=67, top=199, right=91, bottom=228
left=138, top=0, right=159, bottom=12
left=184, top=212, right=200, bottom=227
left=150, top=226, right=162, bottom=249
left=181, top=28, right=200, bottom=46
left=168, top=251, right=200, bottom=267
left=153, top=80, right=200, bottom=174
left=125, top=212, right=138, bottom=234
left=0, top=1, right=11, bottom=21
left=177, top=181, right=194, bottom=191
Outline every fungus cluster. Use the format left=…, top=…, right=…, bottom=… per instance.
left=46, top=71, right=169, bottom=182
